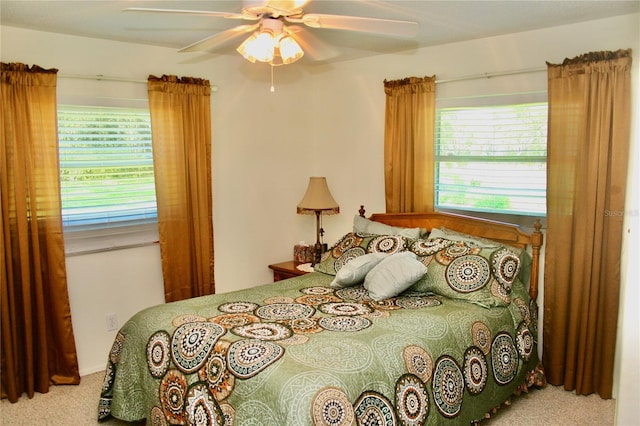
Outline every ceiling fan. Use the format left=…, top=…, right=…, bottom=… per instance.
left=124, top=0, right=419, bottom=65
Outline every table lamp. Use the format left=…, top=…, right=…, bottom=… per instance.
left=297, top=177, right=340, bottom=265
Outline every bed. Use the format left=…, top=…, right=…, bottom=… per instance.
left=98, top=207, right=546, bottom=425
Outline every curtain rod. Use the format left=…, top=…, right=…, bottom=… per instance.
left=59, top=66, right=545, bottom=90
left=59, top=73, right=219, bottom=92
left=435, top=66, right=546, bottom=84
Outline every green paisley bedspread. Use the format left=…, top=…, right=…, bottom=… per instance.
left=98, top=271, right=541, bottom=425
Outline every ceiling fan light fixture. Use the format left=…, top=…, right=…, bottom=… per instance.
left=236, top=20, right=303, bottom=65
left=277, top=35, right=304, bottom=64
left=237, top=30, right=276, bottom=63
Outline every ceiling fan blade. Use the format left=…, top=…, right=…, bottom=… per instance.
left=179, top=24, right=259, bottom=53
left=299, top=14, right=418, bottom=37
left=123, top=7, right=251, bottom=20
left=286, top=26, right=339, bottom=61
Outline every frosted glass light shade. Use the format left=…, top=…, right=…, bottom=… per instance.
left=278, top=35, right=304, bottom=64
left=237, top=31, right=276, bottom=63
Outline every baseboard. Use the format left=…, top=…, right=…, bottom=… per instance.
left=80, top=365, right=106, bottom=377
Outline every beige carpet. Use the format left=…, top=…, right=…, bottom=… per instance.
left=0, top=371, right=616, bottom=425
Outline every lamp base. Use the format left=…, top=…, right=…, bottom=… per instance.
left=312, top=241, right=322, bottom=266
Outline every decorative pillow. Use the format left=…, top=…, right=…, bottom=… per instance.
left=314, top=232, right=410, bottom=276
left=364, top=252, right=428, bottom=301
left=330, top=253, right=388, bottom=288
left=490, top=247, right=522, bottom=293
left=428, top=227, right=533, bottom=286
left=409, top=240, right=522, bottom=308
left=353, top=215, right=426, bottom=239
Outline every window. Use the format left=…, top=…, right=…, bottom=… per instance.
left=434, top=103, right=547, bottom=216
left=58, top=105, right=157, bottom=230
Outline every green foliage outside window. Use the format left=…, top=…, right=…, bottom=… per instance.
left=58, top=105, right=157, bottom=228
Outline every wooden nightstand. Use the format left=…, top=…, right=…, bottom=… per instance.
left=268, top=261, right=310, bottom=282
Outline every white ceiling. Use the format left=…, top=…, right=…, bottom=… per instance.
left=2, top=1, right=639, bottom=65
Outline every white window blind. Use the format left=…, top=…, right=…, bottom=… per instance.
left=58, top=105, right=157, bottom=229
left=434, top=103, right=547, bottom=216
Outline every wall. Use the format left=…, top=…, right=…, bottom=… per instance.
left=2, top=13, right=638, bottom=421
left=613, top=12, right=640, bottom=424
left=65, top=245, right=165, bottom=368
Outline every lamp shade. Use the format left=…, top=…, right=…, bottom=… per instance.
left=297, top=177, right=340, bottom=215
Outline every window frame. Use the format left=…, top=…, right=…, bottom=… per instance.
left=57, top=103, right=159, bottom=255
left=433, top=102, right=548, bottom=222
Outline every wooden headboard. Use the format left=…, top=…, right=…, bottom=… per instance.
left=360, top=206, right=543, bottom=301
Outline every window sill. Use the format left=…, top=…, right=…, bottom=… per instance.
left=63, top=222, right=159, bottom=256
left=435, top=208, right=546, bottom=230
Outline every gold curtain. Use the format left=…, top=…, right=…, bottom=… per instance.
left=147, top=75, right=215, bottom=302
left=543, top=49, right=632, bottom=398
left=383, top=76, right=436, bottom=213
left=1, top=63, right=80, bottom=402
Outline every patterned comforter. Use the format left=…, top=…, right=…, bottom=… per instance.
left=98, top=270, right=542, bottom=425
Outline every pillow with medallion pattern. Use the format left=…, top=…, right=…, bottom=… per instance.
left=429, top=227, right=533, bottom=287
left=408, top=239, right=522, bottom=308
left=314, top=232, right=410, bottom=276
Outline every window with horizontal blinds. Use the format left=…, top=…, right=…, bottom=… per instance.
left=434, top=103, right=547, bottom=216
left=58, top=105, right=157, bottom=229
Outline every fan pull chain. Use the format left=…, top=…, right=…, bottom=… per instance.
left=270, top=65, right=275, bottom=92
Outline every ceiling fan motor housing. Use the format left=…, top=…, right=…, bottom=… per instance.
left=261, top=17, right=285, bottom=34
left=241, top=0, right=305, bottom=19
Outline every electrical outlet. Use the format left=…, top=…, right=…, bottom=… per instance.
left=106, top=313, right=118, bottom=331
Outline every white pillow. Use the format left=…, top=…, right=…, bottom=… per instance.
left=353, top=215, right=425, bottom=239
left=330, top=253, right=388, bottom=288
left=363, top=252, right=428, bottom=301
